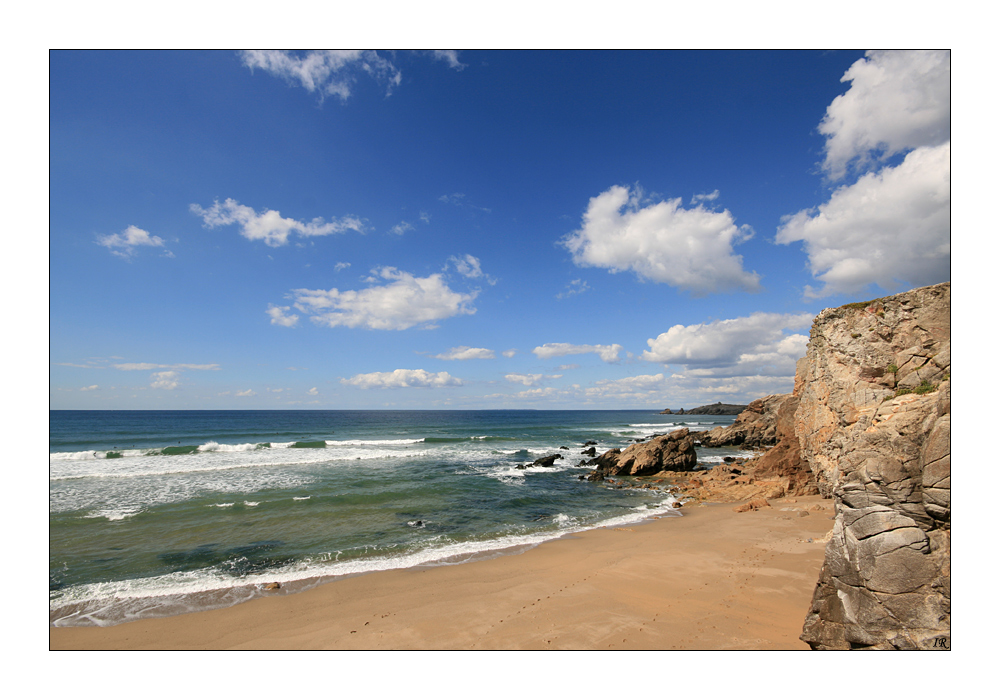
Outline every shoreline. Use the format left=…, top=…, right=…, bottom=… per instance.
left=50, top=493, right=689, bottom=629
left=51, top=495, right=834, bottom=650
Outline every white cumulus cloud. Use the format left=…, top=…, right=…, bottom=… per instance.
left=533, top=343, right=623, bottom=363
left=777, top=142, right=950, bottom=298
left=433, top=346, right=495, bottom=361
left=240, top=50, right=402, bottom=101
left=191, top=198, right=364, bottom=247
left=820, top=50, right=950, bottom=180
left=341, top=369, right=463, bottom=389
left=286, top=267, right=478, bottom=331
left=642, top=312, right=813, bottom=378
left=236, top=389, right=256, bottom=397
left=584, top=374, right=668, bottom=403
left=563, top=185, right=760, bottom=295
left=267, top=304, right=299, bottom=327
left=778, top=50, right=950, bottom=299
left=97, top=225, right=168, bottom=259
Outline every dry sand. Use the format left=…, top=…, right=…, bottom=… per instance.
left=50, top=496, right=835, bottom=650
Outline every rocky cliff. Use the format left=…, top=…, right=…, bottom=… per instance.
left=795, top=282, right=950, bottom=650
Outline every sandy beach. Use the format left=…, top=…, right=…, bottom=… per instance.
left=51, top=495, right=834, bottom=650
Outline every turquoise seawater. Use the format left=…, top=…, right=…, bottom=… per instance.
left=50, top=410, right=748, bottom=626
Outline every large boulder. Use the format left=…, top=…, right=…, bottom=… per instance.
left=587, top=428, right=697, bottom=477
left=797, top=282, right=950, bottom=650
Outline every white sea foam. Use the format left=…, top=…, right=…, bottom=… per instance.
left=51, top=495, right=683, bottom=627
left=84, top=507, right=142, bottom=521
left=325, top=438, right=424, bottom=446
left=553, top=513, right=576, bottom=527
left=50, top=441, right=431, bottom=482
left=698, top=449, right=758, bottom=463
left=198, top=441, right=264, bottom=453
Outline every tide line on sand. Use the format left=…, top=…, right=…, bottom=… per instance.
left=49, top=495, right=835, bottom=650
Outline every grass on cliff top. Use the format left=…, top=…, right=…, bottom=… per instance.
left=895, top=381, right=937, bottom=397
left=840, top=298, right=884, bottom=310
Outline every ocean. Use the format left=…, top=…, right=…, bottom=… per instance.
left=50, top=409, right=749, bottom=627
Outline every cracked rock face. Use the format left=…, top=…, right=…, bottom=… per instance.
left=798, top=282, right=950, bottom=650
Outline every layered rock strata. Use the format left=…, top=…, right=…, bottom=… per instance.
left=797, top=282, right=950, bottom=650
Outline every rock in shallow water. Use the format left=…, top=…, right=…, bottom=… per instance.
left=585, top=429, right=697, bottom=477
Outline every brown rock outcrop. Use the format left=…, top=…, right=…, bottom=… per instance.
left=697, top=394, right=796, bottom=448
left=587, top=428, right=697, bottom=477
left=797, top=282, right=950, bottom=650
left=749, top=393, right=819, bottom=498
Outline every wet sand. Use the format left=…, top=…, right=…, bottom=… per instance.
left=50, top=496, right=834, bottom=650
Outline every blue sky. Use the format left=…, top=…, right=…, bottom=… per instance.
left=49, top=50, right=951, bottom=410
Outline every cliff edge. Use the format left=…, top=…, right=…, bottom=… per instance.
left=797, top=282, right=950, bottom=650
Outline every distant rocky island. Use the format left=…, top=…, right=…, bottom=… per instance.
left=660, top=402, right=747, bottom=415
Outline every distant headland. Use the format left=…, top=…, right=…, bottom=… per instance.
left=660, top=402, right=747, bottom=415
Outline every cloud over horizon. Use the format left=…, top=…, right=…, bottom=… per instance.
left=533, top=343, right=624, bottom=363
left=342, top=369, right=463, bottom=389
left=505, top=373, right=562, bottom=387
left=642, top=312, right=813, bottom=378
left=150, top=370, right=180, bottom=390
left=433, top=346, right=495, bottom=360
